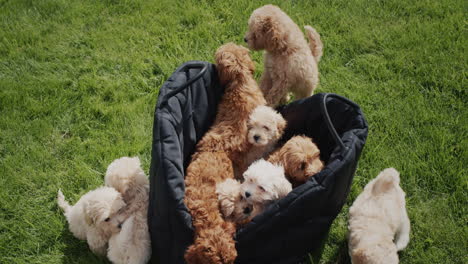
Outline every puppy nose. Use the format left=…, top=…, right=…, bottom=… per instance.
left=253, top=135, right=260, bottom=141
left=243, top=207, right=252, bottom=214
left=244, top=37, right=248, bottom=42
left=245, top=191, right=251, bottom=198
left=118, top=223, right=122, bottom=229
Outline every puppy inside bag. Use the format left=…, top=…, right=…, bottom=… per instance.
left=149, top=59, right=368, bottom=264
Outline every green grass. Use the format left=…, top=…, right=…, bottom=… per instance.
left=0, top=0, right=466, bottom=263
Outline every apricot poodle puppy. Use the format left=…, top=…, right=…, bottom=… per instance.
left=184, top=43, right=266, bottom=264
left=268, top=135, right=324, bottom=187
left=348, top=168, right=410, bottom=264
left=245, top=4, right=323, bottom=106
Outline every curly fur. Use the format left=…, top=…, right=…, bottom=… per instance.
left=104, top=157, right=151, bottom=264
left=237, top=105, right=286, bottom=178
left=267, top=135, right=324, bottom=187
left=57, top=187, right=126, bottom=256
left=240, top=159, right=292, bottom=217
left=184, top=43, right=266, bottom=264
left=244, top=4, right=323, bottom=106
left=216, top=179, right=254, bottom=226
left=348, top=168, right=411, bottom=264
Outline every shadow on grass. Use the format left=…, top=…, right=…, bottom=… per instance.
left=59, top=227, right=109, bottom=264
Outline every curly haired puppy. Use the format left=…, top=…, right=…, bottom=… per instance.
left=348, top=168, right=410, bottom=264
left=244, top=4, right=323, bottom=106
left=240, top=159, right=292, bottom=216
left=105, top=157, right=151, bottom=264
left=268, top=135, right=324, bottom=187
left=57, top=187, right=126, bottom=256
left=237, top=105, right=286, bottom=178
left=216, top=179, right=255, bottom=226
left=184, top=43, right=266, bottom=264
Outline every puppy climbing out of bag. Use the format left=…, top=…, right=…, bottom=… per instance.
left=184, top=43, right=267, bottom=264
left=348, top=168, right=410, bottom=264
left=245, top=4, right=323, bottom=106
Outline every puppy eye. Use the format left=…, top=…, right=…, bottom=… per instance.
left=104, top=218, right=110, bottom=222
left=258, top=186, right=265, bottom=192
left=263, top=126, right=270, bottom=131
left=300, top=162, right=307, bottom=171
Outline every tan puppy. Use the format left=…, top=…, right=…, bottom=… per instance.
left=237, top=105, right=286, bottom=178
left=57, top=187, right=126, bottom=256
left=245, top=4, right=323, bottom=106
left=216, top=179, right=254, bottom=226
left=268, top=135, right=324, bottom=187
left=348, top=168, right=410, bottom=264
left=184, top=43, right=266, bottom=264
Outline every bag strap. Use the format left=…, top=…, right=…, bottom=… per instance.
left=158, top=63, right=209, bottom=108
left=321, top=93, right=359, bottom=151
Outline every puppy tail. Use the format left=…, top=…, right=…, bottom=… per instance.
left=304, top=25, right=323, bottom=62
left=57, top=189, right=71, bottom=214
left=372, top=168, right=400, bottom=195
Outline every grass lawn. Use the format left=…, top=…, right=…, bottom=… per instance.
left=0, top=0, right=466, bottom=263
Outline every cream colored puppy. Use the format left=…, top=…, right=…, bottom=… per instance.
left=240, top=159, right=292, bottom=217
left=348, top=168, right=410, bottom=264
left=245, top=5, right=323, bottom=106
left=105, top=157, right=151, bottom=264
left=57, top=187, right=126, bottom=256
left=216, top=178, right=255, bottom=225
left=238, top=105, right=286, bottom=177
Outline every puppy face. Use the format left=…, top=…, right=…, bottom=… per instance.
left=216, top=179, right=253, bottom=223
left=279, top=136, right=324, bottom=183
left=244, top=5, right=286, bottom=52
left=215, top=43, right=255, bottom=84
left=247, top=106, right=286, bottom=147
left=84, top=187, right=126, bottom=235
left=241, top=159, right=291, bottom=204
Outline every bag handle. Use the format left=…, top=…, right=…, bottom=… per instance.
left=158, top=63, right=209, bottom=107
left=321, top=93, right=359, bottom=151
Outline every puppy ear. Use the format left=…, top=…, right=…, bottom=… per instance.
left=263, top=17, right=287, bottom=52
left=272, top=166, right=292, bottom=198
left=84, top=200, right=102, bottom=226
left=274, top=113, right=287, bottom=137
left=261, top=17, right=273, bottom=33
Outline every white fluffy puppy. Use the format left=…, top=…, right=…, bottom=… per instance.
left=105, top=157, right=151, bottom=264
left=240, top=159, right=292, bottom=217
left=348, top=168, right=410, bottom=264
left=216, top=178, right=255, bottom=225
left=57, top=187, right=126, bottom=256
left=237, top=106, right=286, bottom=179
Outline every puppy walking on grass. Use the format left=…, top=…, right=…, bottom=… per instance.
left=348, top=168, right=410, bottom=264
left=245, top=4, right=323, bottom=106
